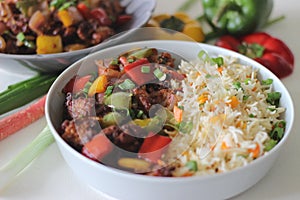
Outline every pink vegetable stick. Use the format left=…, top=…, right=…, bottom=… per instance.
left=0, top=95, right=46, bottom=141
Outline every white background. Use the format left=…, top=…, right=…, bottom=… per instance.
left=1, top=0, right=300, bottom=199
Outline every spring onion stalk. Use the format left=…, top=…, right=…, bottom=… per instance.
left=0, top=126, right=55, bottom=191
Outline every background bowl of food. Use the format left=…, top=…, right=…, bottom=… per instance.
left=0, top=0, right=156, bottom=72
left=45, top=39, right=294, bottom=200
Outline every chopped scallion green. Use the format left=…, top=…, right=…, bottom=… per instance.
left=118, top=79, right=135, bottom=90
left=16, top=32, right=25, bottom=42
left=141, top=65, right=151, bottom=73
left=105, top=85, right=114, bottom=96
left=153, top=68, right=166, bottom=81
left=185, top=160, right=198, bottom=172
left=264, top=139, right=277, bottom=151
left=136, top=110, right=144, bottom=118
left=262, top=78, right=273, bottom=85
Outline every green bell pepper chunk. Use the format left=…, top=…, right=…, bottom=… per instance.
left=202, top=0, right=273, bottom=35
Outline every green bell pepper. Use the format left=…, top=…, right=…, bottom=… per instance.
left=202, top=0, right=273, bottom=35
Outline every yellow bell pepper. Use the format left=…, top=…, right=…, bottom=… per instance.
left=57, top=9, right=73, bottom=27
left=147, top=12, right=205, bottom=42
left=36, top=35, right=63, bottom=54
left=88, top=75, right=108, bottom=96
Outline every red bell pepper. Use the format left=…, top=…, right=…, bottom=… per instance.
left=77, top=2, right=91, bottom=19
left=215, top=32, right=294, bottom=79
left=138, top=132, right=172, bottom=163
left=62, top=75, right=92, bottom=94
left=90, top=8, right=112, bottom=26
left=82, top=134, right=113, bottom=162
left=116, top=15, right=133, bottom=26
left=123, top=58, right=156, bottom=86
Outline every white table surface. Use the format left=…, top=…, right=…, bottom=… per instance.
left=1, top=0, right=300, bottom=199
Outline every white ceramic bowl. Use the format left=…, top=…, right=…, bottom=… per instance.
left=45, top=40, right=294, bottom=200
left=0, top=0, right=156, bottom=73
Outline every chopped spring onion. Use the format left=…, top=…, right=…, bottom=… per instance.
left=127, top=58, right=135, bottom=63
left=262, top=78, right=273, bottom=85
left=136, top=110, right=144, bottom=118
left=178, top=121, right=193, bottom=134
left=211, top=57, right=224, bottom=67
left=267, top=92, right=281, bottom=107
left=141, top=65, right=151, bottom=73
left=233, top=81, right=242, bottom=90
left=198, top=50, right=224, bottom=67
left=105, top=85, right=114, bottom=96
left=153, top=68, right=166, bottom=81
left=264, top=139, right=277, bottom=151
left=110, top=59, right=119, bottom=65
left=118, top=79, right=135, bottom=90
left=0, top=126, right=54, bottom=190
left=270, top=121, right=286, bottom=141
left=16, top=32, right=26, bottom=42
left=185, top=160, right=198, bottom=172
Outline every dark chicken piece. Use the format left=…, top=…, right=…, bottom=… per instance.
left=157, top=52, right=175, bottom=68
left=133, top=85, right=178, bottom=114
left=103, top=124, right=147, bottom=153
left=61, top=118, right=101, bottom=151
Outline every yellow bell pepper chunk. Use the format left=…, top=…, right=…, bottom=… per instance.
left=88, top=75, right=108, bottom=96
left=36, top=35, right=63, bottom=54
left=57, top=9, right=73, bottom=27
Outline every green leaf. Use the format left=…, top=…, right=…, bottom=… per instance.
left=185, top=160, right=198, bottom=172
left=264, top=139, right=277, bottom=151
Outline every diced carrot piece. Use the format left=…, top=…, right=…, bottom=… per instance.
left=198, top=93, right=208, bottom=105
left=248, top=143, right=260, bottom=159
left=227, top=96, right=239, bottom=108
left=221, top=141, right=229, bottom=150
left=173, top=105, right=183, bottom=122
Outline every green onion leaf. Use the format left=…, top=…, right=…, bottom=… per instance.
left=211, top=57, right=224, bottom=67
left=243, top=95, right=250, bottom=101
left=16, top=32, right=25, bottom=42
left=141, top=65, right=151, bottom=73
left=267, top=92, right=281, bottom=107
left=127, top=58, right=135, bottom=63
left=270, top=121, right=286, bottom=141
left=153, top=68, right=166, bottom=81
left=118, top=79, right=135, bottom=90
left=185, top=160, right=198, bottom=172
left=264, top=139, right=277, bottom=151
left=136, top=110, right=144, bottom=118
left=105, top=85, right=114, bottom=97
left=178, top=121, right=193, bottom=134
left=233, top=81, right=242, bottom=90
left=262, top=78, right=273, bottom=85
left=249, top=114, right=255, bottom=118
